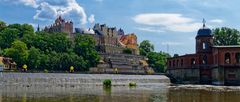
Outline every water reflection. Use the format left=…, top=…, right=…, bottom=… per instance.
left=1, top=85, right=240, bottom=102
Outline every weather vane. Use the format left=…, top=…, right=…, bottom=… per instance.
left=202, top=18, right=206, bottom=27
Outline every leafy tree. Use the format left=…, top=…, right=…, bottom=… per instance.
left=0, top=20, right=7, bottom=31
left=4, top=40, right=28, bottom=67
left=213, top=27, right=240, bottom=45
left=0, top=28, right=19, bottom=48
left=74, top=34, right=100, bottom=68
left=139, top=40, right=154, bottom=56
left=27, top=47, right=41, bottom=70
left=8, top=23, right=34, bottom=38
left=147, top=51, right=170, bottom=73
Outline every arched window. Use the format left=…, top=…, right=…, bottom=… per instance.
left=173, top=60, right=175, bottom=67
left=202, top=42, right=209, bottom=50
left=169, top=61, right=171, bottom=67
left=181, top=59, right=183, bottom=66
left=225, top=53, right=231, bottom=64
left=236, top=53, right=240, bottom=63
left=177, top=60, right=179, bottom=67
left=191, top=58, right=196, bottom=65
left=203, top=55, right=208, bottom=64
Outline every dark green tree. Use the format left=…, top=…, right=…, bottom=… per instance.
left=0, top=28, right=19, bottom=48
left=27, top=47, right=41, bottom=70
left=74, top=34, right=100, bottom=68
left=123, top=48, right=132, bottom=54
left=213, top=27, right=240, bottom=45
left=139, top=40, right=154, bottom=56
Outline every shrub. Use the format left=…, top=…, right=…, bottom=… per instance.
left=123, top=48, right=132, bottom=54
left=103, top=79, right=112, bottom=87
left=44, top=69, right=48, bottom=73
left=129, top=82, right=137, bottom=87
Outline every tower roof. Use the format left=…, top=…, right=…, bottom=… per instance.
left=197, top=19, right=212, bottom=37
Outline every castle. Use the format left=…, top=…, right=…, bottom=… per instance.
left=43, top=16, right=153, bottom=74
left=167, top=20, right=240, bottom=85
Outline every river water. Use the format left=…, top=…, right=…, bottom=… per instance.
left=1, top=73, right=240, bottom=102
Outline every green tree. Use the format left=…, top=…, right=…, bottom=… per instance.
left=27, top=47, right=41, bottom=70
left=147, top=51, right=170, bottom=73
left=213, top=27, right=240, bottom=45
left=0, top=28, right=19, bottom=48
left=74, top=34, right=100, bottom=68
left=8, top=23, right=34, bottom=38
left=4, top=40, right=28, bottom=67
left=0, top=20, right=7, bottom=31
left=139, top=40, right=154, bottom=56
left=123, top=48, right=132, bottom=54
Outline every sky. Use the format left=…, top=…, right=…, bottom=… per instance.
left=0, top=0, right=239, bottom=56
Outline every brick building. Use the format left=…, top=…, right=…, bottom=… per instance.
left=167, top=20, right=240, bottom=85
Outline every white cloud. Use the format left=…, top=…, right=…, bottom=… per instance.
left=3, top=0, right=88, bottom=25
left=136, top=27, right=165, bottom=33
left=209, top=19, right=223, bottom=23
left=133, top=13, right=203, bottom=32
left=88, top=14, right=95, bottom=23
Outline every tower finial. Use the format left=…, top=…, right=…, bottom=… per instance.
left=202, top=18, right=206, bottom=27
left=37, top=24, right=40, bottom=32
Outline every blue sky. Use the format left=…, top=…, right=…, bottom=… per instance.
left=0, top=0, right=239, bottom=55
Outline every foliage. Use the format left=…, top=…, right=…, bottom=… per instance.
left=123, top=48, right=132, bottom=54
left=147, top=51, right=171, bottom=73
left=0, top=28, right=19, bottom=48
left=129, top=82, right=137, bottom=87
left=139, top=40, right=154, bottom=56
left=0, top=21, right=100, bottom=72
left=4, top=40, right=28, bottom=67
left=103, top=79, right=112, bottom=87
left=74, top=34, right=100, bottom=68
left=27, top=47, right=41, bottom=70
left=213, top=27, right=240, bottom=45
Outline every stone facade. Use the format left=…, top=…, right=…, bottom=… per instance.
left=167, top=21, right=240, bottom=85
left=44, top=16, right=74, bottom=38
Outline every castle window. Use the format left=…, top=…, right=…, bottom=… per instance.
left=169, top=61, right=171, bottom=67
left=202, top=55, right=207, bottom=64
left=181, top=59, right=183, bottom=66
left=191, top=58, right=196, bottom=65
left=225, top=53, right=231, bottom=64
left=173, top=60, right=175, bottom=67
left=202, top=42, right=208, bottom=50
left=235, top=52, right=240, bottom=63
left=177, top=60, right=179, bottom=67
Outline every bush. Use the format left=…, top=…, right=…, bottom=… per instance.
left=129, top=82, right=137, bottom=87
left=103, top=79, right=112, bottom=87
left=123, top=48, right=132, bottom=54
left=44, top=69, right=48, bottom=73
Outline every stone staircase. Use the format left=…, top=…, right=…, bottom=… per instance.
left=90, top=53, right=153, bottom=74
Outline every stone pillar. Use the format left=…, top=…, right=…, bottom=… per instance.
left=212, top=67, right=224, bottom=85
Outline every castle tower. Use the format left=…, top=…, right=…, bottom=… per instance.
left=196, top=19, right=213, bottom=54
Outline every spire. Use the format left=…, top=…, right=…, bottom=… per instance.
left=37, top=24, right=40, bottom=32
left=202, top=18, right=206, bottom=27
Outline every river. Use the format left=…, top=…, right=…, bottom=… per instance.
left=1, top=73, right=240, bottom=102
